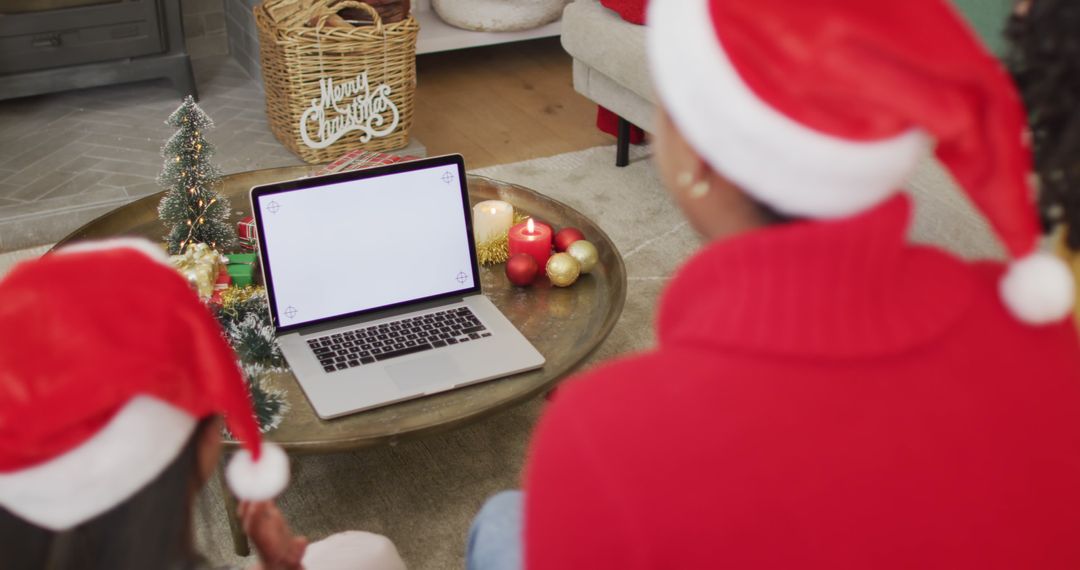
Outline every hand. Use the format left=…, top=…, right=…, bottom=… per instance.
left=239, top=500, right=308, bottom=570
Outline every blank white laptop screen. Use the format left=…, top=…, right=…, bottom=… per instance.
left=255, top=163, right=476, bottom=329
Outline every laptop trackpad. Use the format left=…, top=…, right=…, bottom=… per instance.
left=387, top=354, right=461, bottom=394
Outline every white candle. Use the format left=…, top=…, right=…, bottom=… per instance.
left=472, top=200, right=514, bottom=244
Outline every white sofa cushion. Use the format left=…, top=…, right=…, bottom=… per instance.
left=561, top=0, right=654, bottom=108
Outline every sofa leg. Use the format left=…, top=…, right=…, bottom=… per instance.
left=616, top=116, right=631, bottom=167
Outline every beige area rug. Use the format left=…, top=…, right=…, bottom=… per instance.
left=0, top=243, right=51, bottom=277
left=0, top=145, right=999, bottom=570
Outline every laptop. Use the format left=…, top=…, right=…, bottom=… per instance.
left=250, top=154, right=546, bottom=419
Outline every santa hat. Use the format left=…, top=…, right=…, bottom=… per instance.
left=0, top=238, right=288, bottom=531
left=647, top=0, right=1075, bottom=325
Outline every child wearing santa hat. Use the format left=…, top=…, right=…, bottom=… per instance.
left=0, top=239, right=406, bottom=570
left=466, top=0, right=1080, bottom=569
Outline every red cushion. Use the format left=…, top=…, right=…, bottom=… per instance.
left=600, top=0, right=647, bottom=25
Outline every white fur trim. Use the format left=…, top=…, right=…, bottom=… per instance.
left=0, top=397, right=196, bottom=531
left=647, top=0, right=930, bottom=219
left=302, top=531, right=408, bottom=570
left=225, top=442, right=289, bottom=501
left=999, top=252, right=1076, bottom=325
left=57, top=237, right=171, bottom=266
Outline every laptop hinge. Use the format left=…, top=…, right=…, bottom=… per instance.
left=286, top=295, right=470, bottom=337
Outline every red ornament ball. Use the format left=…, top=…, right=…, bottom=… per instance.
left=506, top=253, right=540, bottom=287
left=554, top=227, right=585, bottom=252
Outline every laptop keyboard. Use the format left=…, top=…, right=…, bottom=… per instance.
left=307, top=307, right=491, bottom=373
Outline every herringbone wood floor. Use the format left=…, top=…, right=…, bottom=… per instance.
left=414, top=38, right=613, bottom=166
left=0, top=38, right=616, bottom=252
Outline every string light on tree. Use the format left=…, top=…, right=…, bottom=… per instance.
left=157, top=96, right=234, bottom=255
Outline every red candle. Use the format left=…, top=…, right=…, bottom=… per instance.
left=508, top=218, right=553, bottom=270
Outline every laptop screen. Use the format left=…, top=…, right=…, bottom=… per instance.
left=252, top=157, right=478, bottom=331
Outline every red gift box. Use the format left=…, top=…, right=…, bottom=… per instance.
left=238, top=216, right=257, bottom=252
left=210, top=266, right=231, bottom=305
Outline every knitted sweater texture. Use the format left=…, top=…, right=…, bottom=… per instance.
left=525, top=196, right=1080, bottom=569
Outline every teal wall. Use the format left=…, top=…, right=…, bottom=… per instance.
left=951, top=0, right=1015, bottom=56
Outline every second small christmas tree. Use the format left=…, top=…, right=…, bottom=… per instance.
left=158, top=96, right=234, bottom=254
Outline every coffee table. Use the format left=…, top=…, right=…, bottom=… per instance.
left=54, top=165, right=627, bottom=554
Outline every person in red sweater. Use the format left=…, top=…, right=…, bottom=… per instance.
left=466, top=0, right=1080, bottom=569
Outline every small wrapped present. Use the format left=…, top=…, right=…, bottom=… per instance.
left=226, top=252, right=258, bottom=288
left=210, top=267, right=231, bottom=305
left=170, top=243, right=227, bottom=301
left=238, top=216, right=258, bottom=252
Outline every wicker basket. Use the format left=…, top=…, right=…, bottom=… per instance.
left=255, top=0, right=419, bottom=164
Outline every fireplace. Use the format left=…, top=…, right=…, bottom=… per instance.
left=0, top=0, right=197, bottom=100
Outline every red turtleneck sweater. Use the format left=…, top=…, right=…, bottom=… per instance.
left=524, top=196, right=1080, bottom=569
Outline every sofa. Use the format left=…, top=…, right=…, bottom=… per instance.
left=561, top=0, right=651, bottom=166
left=561, top=0, right=1015, bottom=167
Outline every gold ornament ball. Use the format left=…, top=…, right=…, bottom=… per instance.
left=566, top=240, right=599, bottom=274
left=545, top=252, right=581, bottom=287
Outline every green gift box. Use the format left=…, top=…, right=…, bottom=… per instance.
left=227, top=253, right=258, bottom=287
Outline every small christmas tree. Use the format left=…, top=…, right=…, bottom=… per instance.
left=157, top=96, right=234, bottom=254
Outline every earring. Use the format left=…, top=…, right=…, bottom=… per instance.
left=689, top=181, right=710, bottom=199
left=676, top=172, right=710, bottom=199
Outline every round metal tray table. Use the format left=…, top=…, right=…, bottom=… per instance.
left=55, top=165, right=627, bottom=553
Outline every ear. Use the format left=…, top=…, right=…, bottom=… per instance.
left=677, top=131, right=716, bottom=189
left=195, top=416, right=224, bottom=489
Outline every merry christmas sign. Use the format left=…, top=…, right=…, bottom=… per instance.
left=300, top=72, right=400, bottom=149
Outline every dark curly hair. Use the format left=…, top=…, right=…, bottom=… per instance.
left=1006, top=0, right=1080, bottom=250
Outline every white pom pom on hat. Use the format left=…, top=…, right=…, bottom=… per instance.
left=646, top=0, right=1076, bottom=326
left=1001, top=252, right=1076, bottom=325
left=226, top=442, right=290, bottom=501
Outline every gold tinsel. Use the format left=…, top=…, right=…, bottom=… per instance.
left=476, top=210, right=536, bottom=266
left=477, top=233, right=510, bottom=266
left=219, top=285, right=265, bottom=308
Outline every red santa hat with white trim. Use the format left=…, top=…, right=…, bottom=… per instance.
left=647, top=0, right=1075, bottom=324
left=0, top=239, right=288, bottom=531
